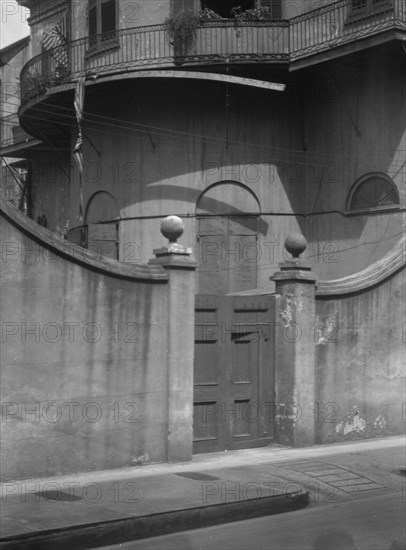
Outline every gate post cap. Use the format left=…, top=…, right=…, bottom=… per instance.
left=151, top=215, right=193, bottom=260
left=271, top=233, right=314, bottom=279
left=285, top=233, right=307, bottom=259
left=161, top=216, right=184, bottom=243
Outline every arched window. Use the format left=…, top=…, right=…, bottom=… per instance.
left=196, top=181, right=262, bottom=294
left=85, top=191, right=120, bottom=260
left=347, top=173, right=399, bottom=213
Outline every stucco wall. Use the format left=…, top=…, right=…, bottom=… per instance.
left=21, top=4, right=405, bottom=287
left=314, top=268, right=406, bottom=443
left=0, top=41, right=31, bottom=112
left=119, top=0, right=170, bottom=29
left=27, top=0, right=69, bottom=57
left=31, top=0, right=348, bottom=48
left=30, top=151, right=71, bottom=234
left=64, top=77, right=304, bottom=290
left=0, top=202, right=177, bottom=481
left=69, top=0, right=171, bottom=41
left=300, top=48, right=406, bottom=280
left=39, top=45, right=401, bottom=286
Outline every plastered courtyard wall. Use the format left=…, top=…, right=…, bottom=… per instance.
left=0, top=197, right=195, bottom=481
left=314, top=261, right=406, bottom=443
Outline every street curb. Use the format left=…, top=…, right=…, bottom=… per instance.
left=0, top=490, right=309, bottom=549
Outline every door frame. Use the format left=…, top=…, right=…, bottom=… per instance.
left=193, top=293, right=276, bottom=453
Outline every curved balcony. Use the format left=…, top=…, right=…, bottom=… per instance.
left=19, top=0, right=406, bottom=106
left=290, top=0, right=406, bottom=66
left=0, top=113, right=37, bottom=155
left=20, top=21, right=289, bottom=105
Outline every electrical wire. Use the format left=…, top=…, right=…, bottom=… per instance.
left=2, top=97, right=405, bottom=167
left=10, top=109, right=406, bottom=177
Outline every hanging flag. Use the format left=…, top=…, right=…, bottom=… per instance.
left=73, top=134, right=84, bottom=174
left=40, top=22, right=68, bottom=68
left=73, top=77, right=86, bottom=221
left=74, top=77, right=85, bottom=127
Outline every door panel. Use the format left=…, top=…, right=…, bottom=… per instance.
left=193, top=295, right=225, bottom=453
left=193, top=294, right=275, bottom=453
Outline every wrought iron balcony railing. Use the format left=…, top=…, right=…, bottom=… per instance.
left=0, top=113, right=31, bottom=149
left=290, top=0, right=405, bottom=61
left=19, top=0, right=405, bottom=105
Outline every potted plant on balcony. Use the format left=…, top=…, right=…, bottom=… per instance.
left=199, top=8, right=224, bottom=23
left=231, top=5, right=275, bottom=23
left=165, top=11, right=200, bottom=58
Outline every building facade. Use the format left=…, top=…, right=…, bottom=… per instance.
left=0, top=36, right=31, bottom=211
left=0, top=0, right=405, bottom=479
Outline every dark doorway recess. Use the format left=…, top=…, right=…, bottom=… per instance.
left=202, top=1, right=255, bottom=18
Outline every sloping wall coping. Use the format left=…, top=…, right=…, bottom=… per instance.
left=0, top=195, right=168, bottom=282
left=316, top=236, right=406, bottom=296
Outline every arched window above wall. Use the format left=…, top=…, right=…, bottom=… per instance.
left=196, top=181, right=262, bottom=295
left=347, top=173, right=399, bottom=213
left=85, top=191, right=120, bottom=260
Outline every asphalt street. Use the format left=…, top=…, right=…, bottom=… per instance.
left=97, top=442, right=406, bottom=550
left=98, top=490, right=405, bottom=550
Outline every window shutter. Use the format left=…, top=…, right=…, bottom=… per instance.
left=260, top=0, right=282, bottom=18
left=351, top=0, right=367, bottom=11
left=89, top=0, right=97, bottom=36
left=372, top=0, right=392, bottom=6
left=101, top=0, right=116, bottom=34
left=58, top=9, right=69, bottom=41
left=172, top=0, right=195, bottom=15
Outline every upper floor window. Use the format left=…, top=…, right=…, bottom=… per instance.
left=201, top=1, right=281, bottom=19
left=172, top=0, right=196, bottom=14
left=350, top=0, right=393, bottom=18
left=347, top=173, right=399, bottom=213
left=201, top=1, right=254, bottom=18
left=258, top=1, right=282, bottom=19
left=89, top=0, right=117, bottom=49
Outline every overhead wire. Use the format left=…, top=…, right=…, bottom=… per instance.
left=2, top=96, right=404, bottom=168
left=15, top=109, right=404, bottom=180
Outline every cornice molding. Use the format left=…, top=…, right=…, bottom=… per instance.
left=27, top=1, right=68, bottom=26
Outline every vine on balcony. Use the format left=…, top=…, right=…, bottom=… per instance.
left=23, top=64, right=71, bottom=101
left=199, top=8, right=224, bottom=23
left=230, top=6, right=277, bottom=22
left=165, top=11, right=200, bottom=52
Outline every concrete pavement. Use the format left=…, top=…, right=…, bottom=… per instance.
left=0, top=436, right=404, bottom=549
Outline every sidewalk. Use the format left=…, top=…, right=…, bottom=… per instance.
left=0, top=436, right=404, bottom=550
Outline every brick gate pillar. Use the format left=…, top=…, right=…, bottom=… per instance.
left=271, top=234, right=317, bottom=447
left=149, top=216, right=196, bottom=462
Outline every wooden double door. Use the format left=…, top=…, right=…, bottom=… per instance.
left=193, top=293, right=275, bottom=453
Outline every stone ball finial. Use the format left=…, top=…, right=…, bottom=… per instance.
left=285, top=233, right=307, bottom=259
left=161, top=215, right=184, bottom=243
